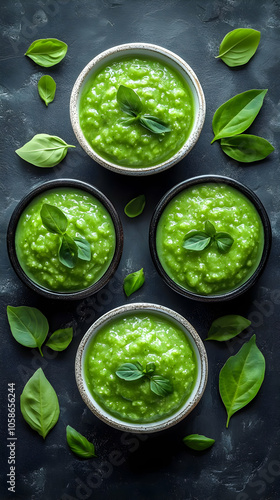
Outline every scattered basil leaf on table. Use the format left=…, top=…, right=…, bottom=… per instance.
left=123, top=268, right=145, bottom=297
left=20, top=368, right=60, bottom=438
left=219, top=334, right=265, bottom=427
left=7, top=305, right=48, bottom=357
left=183, top=221, right=234, bottom=254
left=40, top=203, right=68, bottom=234
left=116, top=361, right=173, bottom=397
left=206, top=315, right=251, bottom=342
left=211, top=89, right=267, bottom=143
left=25, top=38, right=68, bottom=67
left=150, top=375, right=173, bottom=397
left=183, top=434, right=215, bottom=451
left=124, top=195, right=146, bottom=218
left=46, top=328, right=73, bottom=351
left=116, top=362, right=145, bottom=381
left=59, top=234, right=78, bottom=269
left=216, top=28, right=261, bottom=67
left=220, top=134, right=274, bottom=162
left=15, top=133, right=75, bottom=168
left=38, top=75, right=56, bottom=106
left=73, top=237, right=92, bottom=261
left=66, top=425, right=96, bottom=458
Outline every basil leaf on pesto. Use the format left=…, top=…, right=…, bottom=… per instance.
left=116, top=361, right=173, bottom=397
left=206, top=315, right=251, bottom=342
left=25, top=38, right=68, bottom=67
left=66, top=425, right=96, bottom=458
left=183, top=434, right=215, bottom=451
left=73, top=237, right=91, bottom=261
left=116, top=362, right=145, bottom=381
left=183, top=221, right=234, bottom=254
left=124, top=195, right=146, bottom=218
left=150, top=375, right=173, bottom=397
left=205, top=220, right=216, bottom=237
left=40, top=203, right=68, bottom=234
left=215, top=232, right=234, bottom=254
left=7, top=305, right=48, bottom=357
left=38, top=75, right=56, bottom=106
left=220, top=134, right=274, bottom=162
left=15, top=133, right=75, bottom=168
left=182, top=231, right=211, bottom=251
left=46, top=328, right=73, bottom=351
left=139, top=115, right=171, bottom=134
left=117, top=85, right=142, bottom=116
left=59, top=234, right=78, bottom=268
left=216, top=28, right=261, bottom=67
left=123, top=268, right=145, bottom=296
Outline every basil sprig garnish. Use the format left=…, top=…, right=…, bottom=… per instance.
left=40, top=203, right=91, bottom=269
left=116, top=361, right=173, bottom=397
left=117, top=85, right=171, bottom=135
left=183, top=220, right=234, bottom=254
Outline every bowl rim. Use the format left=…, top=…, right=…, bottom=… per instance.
left=75, top=302, right=208, bottom=433
left=7, top=178, right=123, bottom=300
left=70, top=42, right=206, bottom=176
left=149, top=174, right=272, bottom=302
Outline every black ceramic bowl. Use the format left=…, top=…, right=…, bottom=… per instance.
left=7, top=179, right=123, bottom=300
left=149, top=175, right=272, bottom=302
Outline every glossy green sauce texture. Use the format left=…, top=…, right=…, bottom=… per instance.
left=79, top=56, right=194, bottom=168
left=84, top=312, right=197, bottom=423
left=156, top=183, right=264, bottom=295
left=15, top=188, right=116, bottom=292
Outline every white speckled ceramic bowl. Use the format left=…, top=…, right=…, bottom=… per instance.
left=70, top=43, right=206, bottom=176
left=75, top=303, right=208, bottom=433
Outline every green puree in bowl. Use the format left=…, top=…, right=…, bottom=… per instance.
left=15, top=188, right=116, bottom=292
left=84, top=312, right=197, bottom=423
left=79, top=56, right=194, bottom=167
left=156, top=183, right=264, bottom=295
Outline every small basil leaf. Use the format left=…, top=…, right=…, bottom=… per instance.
left=216, top=28, right=261, bottom=67
left=204, top=220, right=216, bottom=237
left=59, top=234, right=78, bottom=268
left=40, top=203, right=68, bottom=235
left=15, top=133, right=75, bottom=168
left=206, top=315, right=251, bottom=342
left=20, top=368, right=60, bottom=438
left=183, top=434, right=215, bottom=451
left=182, top=231, right=211, bottom=251
left=124, top=195, right=146, bottom=218
left=220, top=134, right=274, bottom=163
left=117, top=85, right=142, bottom=116
left=66, top=425, right=96, bottom=459
left=139, top=115, right=171, bottom=134
left=25, top=38, right=68, bottom=67
left=38, top=75, right=56, bottom=106
left=7, top=305, right=48, bottom=357
left=219, top=335, right=265, bottom=427
left=211, top=89, right=267, bottom=143
left=144, top=362, right=156, bottom=375
left=73, top=237, right=91, bottom=261
left=150, top=375, right=173, bottom=397
left=215, top=232, right=234, bottom=254
left=46, top=328, right=73, bottom=351
left=116, top=362, right=144, bottom=381
left=119, top=117, right=137, bottom=126
left=123, top=268, right=145, bottom=297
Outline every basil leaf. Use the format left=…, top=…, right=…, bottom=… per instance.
left=183, top=434, right=215, bottom=451
left=211, top=89, right=267, bottom=143
left=117, top=85, right=142, bottom=116
left=73, top=237, right=91, bottom=261
left=182, top=231, right=211, bottom=251
left=205, top=220, right=216, bottom=237
left=220, top=134, right=274, bottom=162
left=216, top=28, right=261, bottom=67
left=15, top=133, right=75, bottom=168
left=124, top=195, right=146, bottom=218
left=46, top=328, right=73, bottom=351
left=215, top=232, right=234, bottom=254
left=20, top=368, right=60, bottom=438
left=144, top=362, right=156, bottom=375
left=116, top=362, right=144, bottom=381
left=139, top=115, right=171, bottom=134
left=40, top=203, right=68, bottom=235
left=66, top=425, right=96, bottom=458
left=123, top=268, right=145, bottom=297
left=59, top=234, right=78, bottom=268
left=206, top=315, right=251, bottom=342
left=119, top=117, right=137, bottom=126
left=7, top=305, right=48, bottom=357
left=38, top=75, right=56, bottom=106
left=219, top=335, right=265, bottom=427
left=150, top=375, right=173, bottom=397
left=25, top=38, right=68, bottom=67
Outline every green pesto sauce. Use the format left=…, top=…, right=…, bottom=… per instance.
left=156, top=183, right=264, bottom=295
left=84, top=312, right=197, bottom=423
left=79, top=56, right=194, bottom=168
left=15, top=188, right=116, bottom=292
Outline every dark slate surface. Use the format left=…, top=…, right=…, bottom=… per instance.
left=0, top=1, right=280, bottom=499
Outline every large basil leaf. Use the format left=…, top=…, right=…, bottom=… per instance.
left=25, top=38, right=68, bottom=67
left=46, top=328, right=73, bottom=351
left=59, top=234, right=78, bottom=268
left=182, top=231, right=211, bottom=251
left=116, top=362, right=144, bottom=381
left=220, top=134, right=274, bottom=162
left=139, top=115, right=171, bottom=134
left=215, top=232, right=234, bottom=254
left=150, top=375, right=173, bottom=397
left=206, top=315, right=251, bottom=342
left=124, top=195, right=146, bottom=218
left=7, top=305, right=48, bottom=356
left=20, top=368, right=60, bottom=438
left=219, top=335, right=265, bottom=427
left=40, top=203, right=68, bottom=235
left=38, top=75, right=56, bottom=106
left=73, top=237, right=91, bottom=261
left=216, top=28, right=261, bottom=67
left=211, top=89, right=267, bottom=143
left=117, top=85, right=142, bottom=116
left=183, top=434, right=215, bottom=451
left=123, top=268, right=145, bottom=297
left=66, top=425, right=96, bottom=458
left=15, top=134, right=75, bottom=168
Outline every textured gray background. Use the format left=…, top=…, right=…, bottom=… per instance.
left=0, top=1, right=280, bottom=499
